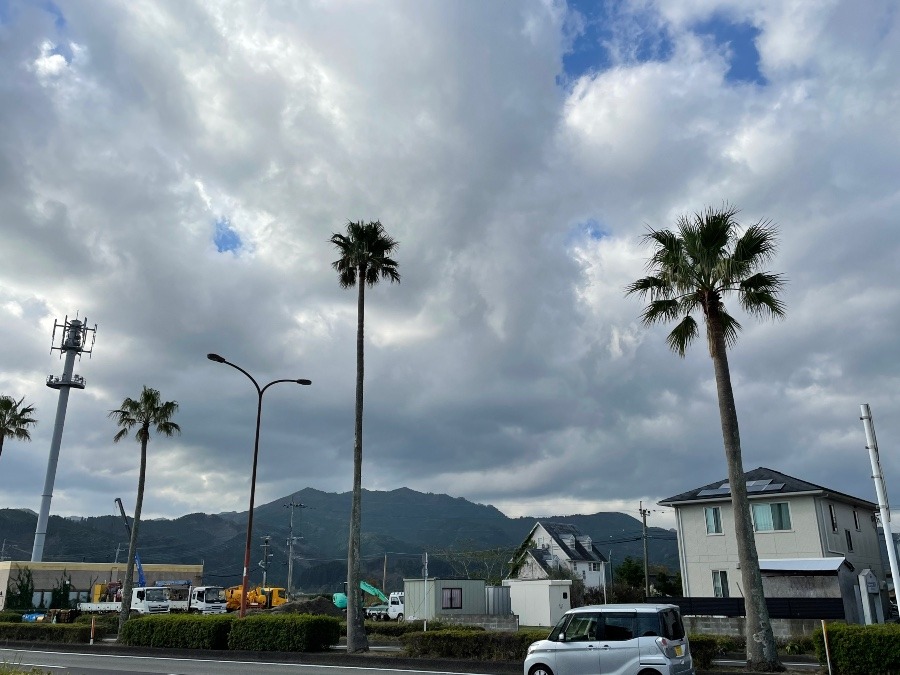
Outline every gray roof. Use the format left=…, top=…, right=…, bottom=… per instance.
left=658, top=466, right=876, bottom=509
left=529, top=521, right=608, bottom=564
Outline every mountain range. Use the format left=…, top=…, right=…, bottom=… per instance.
left=0, top=487, right=678, bottom=593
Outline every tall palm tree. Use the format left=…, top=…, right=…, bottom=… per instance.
left=330, top=220, right=400, bottom=653
left=626, top=205, right=785, bottom=672
left=109, top=386, right=180, bottom=632
left=0, top=395, right=37, bottom=461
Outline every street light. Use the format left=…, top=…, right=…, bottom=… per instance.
left=207, top=353, right=311, bottom=618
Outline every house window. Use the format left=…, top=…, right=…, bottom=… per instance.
left=589, top=562, right=602, bottom=572
left=752, top=502, right=792, bottom=531
left=441, top=588, right=462, bottom=610
left=846, top=529, right=854, bottom=552
left=853, top=510, right=861, bottom=531
left=712, top=570, right=729, bottom=598
left=705, top=506, right=723, bottom=534
left=829, top=504, right=838, bottom=532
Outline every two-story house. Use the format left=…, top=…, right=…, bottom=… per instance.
left=509, top=521, right=608, bottom=589
left=659, top=467, right=883, bottom=603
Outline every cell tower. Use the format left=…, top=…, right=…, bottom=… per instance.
left=31, top=315, right=97, bottom=562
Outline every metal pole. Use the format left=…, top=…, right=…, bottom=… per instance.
left=207, top=354, right=310, bottom=619
left=32, top=335, right=78, bottom=562
left=860, top=404, right=900, bottom=601
left=640, top=502, right=650, bottom=597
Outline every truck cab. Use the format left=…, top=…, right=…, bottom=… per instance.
left=190, top=586, right=227, bottom=614
left=388, top=591, right=405, bottom=621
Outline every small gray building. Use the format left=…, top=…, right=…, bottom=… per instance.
left=403, top=577, right=486, bottom=621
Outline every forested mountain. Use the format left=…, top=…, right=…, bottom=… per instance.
left=0, top=487, right=678, bottom=593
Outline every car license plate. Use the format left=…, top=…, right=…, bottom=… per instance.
left=675, top=645, right=684, bottom=657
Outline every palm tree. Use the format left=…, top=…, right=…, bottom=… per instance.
left=109, top=386, right=180, bottom=632
left=0, top=395, right=37, bottom=461
left=330, top=220, right=400, bottom=653
left=625, top=204, right=785, bottom=672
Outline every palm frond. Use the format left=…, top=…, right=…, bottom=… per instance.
left=666, top=315, right=699, bottom=357
left=331, top=220, right=401, bottom=289
left=640, top=299, right=682, bottom=326
left=719, top=309, right=743, bottom=348
left=739, top=272, right=787, bottom=319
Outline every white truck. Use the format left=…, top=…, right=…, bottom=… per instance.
left=387, top=591, right=404, bottom=621
left=165, top=585, right=227, bottom=614
left=78, top=586, right=170, bottom=615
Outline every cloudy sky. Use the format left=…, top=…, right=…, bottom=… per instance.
left=1, top=0, right=898, bottom=541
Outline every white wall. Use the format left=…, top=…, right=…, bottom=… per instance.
left=503, top=579, right=571, bottom=627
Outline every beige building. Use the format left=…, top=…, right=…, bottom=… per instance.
left=659, top=467, right=883, bottom=603
left=0, top=561, right=204, bottom=610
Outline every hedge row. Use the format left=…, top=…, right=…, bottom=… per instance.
left=814, top=622, right=900, bottom=675
left=401, top=628, right=548, bottom=661
left=0, top=611, right=23, bottom=623
left=74, top=613, right=120, bottom=638
left=120, top=614, right=236, bottom=649
left=119, top=614, right=341, bottom=652
left=687, top=634, right=718, bottom=669
left=0, top=623, right=91, bottom=643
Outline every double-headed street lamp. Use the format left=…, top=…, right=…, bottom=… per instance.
left=207, top=353, right=311, bottom=618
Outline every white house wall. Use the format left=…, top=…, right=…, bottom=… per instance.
left=676, top=494, right=883, bottom=597
left=503, top=579, right=572, bottom=627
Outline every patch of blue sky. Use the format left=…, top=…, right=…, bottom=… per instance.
left=561, top=0, right=674, bottom=83
left=214, top=218, right=242, bottom=254
left=566, top=218, right=608, bottom=247
left=693, top=15, right=766, bottom=85
left=0, top=1, right=66, bottom=32
left=42, top=0, right=65, bottom=29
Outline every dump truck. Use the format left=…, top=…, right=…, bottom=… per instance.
left=77, top=582, right=170, bottom=615
left=224, top=585, right=288, bottom=611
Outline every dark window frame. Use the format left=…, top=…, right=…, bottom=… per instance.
left=441, top=587, right=462, bottom=610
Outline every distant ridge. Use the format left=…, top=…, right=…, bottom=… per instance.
left=0, top=487, right=677, bottom=591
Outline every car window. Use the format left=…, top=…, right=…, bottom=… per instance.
left=660, top=609, right=685, bottom=640
left=601, top=613, right=635, bottom=641
left=565, top=614, right=599, bottom=641
left=636, top=613, right=661, bottom=637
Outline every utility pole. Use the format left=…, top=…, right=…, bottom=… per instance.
left=640, top=501, right=651, bottom=598
left=860, top=404, right=900, bottom=597
left=283, top=499, right=307, bottom=597
left=32, top=316, right=96, bottom=562
left=260, top=535, right=272, bottom=588
left=383, top=553, right=388, bottom=592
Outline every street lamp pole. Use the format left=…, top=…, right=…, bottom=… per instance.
left=207, top=353, right=311, bottom=618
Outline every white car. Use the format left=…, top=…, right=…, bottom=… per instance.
left=524, top=603, right=695, bottom=675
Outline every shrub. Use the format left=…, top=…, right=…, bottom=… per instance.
left=0, top=623, right=90, bottom=643
left=813, top=622, right=900, bottom=675
left=227, top=614, right=341, bottom=652
left=0, top=663, right=54, bottom=675
left=74, top=613, right=120, bottom=638
left=119, top=614, right=235, bottom=649
left=0, top=611, right=23, bottom=623
left=402, top=628, right=547, bottom=661
left=688, top=634, right=718, bottom=669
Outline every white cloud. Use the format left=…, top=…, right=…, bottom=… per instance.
left=0, top=1, right=897, bottom=555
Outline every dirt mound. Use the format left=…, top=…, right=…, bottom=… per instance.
left=268, top=596, right=344, bottom=616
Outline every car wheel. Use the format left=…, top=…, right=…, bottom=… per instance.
left=528, top=665, right=554, bottom=675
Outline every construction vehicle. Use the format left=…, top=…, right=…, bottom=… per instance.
left=334, top=581, right=404, bottom=620
left=156, top=581, right=227, bottom=614
left=224, top=585, right=288, bottom=612
left=77, top=582, right=170, bottom=615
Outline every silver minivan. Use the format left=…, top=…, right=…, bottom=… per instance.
left=524, top=603, right=695, bottom=675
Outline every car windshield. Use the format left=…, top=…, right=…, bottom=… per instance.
left=145, top=588, right=169, bottom=602
left=206, top=588, right=226, bottom=603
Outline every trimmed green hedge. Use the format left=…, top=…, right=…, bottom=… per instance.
left=0, top=623, right=91, bottom=643
left=120, top=614, right=236, bottom=649
left=73, top=613, right=120, bottom=638
left=227, top=614, right=341, bottom=652
left=0, top=611, right=23, bottom=623
left=402, top=628, right=548, bottom=661
left=814, top=622, right=900, bottom=675
left=360, top=619, right=450, bottom=637
left=687, top=634, right=718, bottom=669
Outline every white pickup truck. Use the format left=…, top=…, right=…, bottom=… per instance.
left=78, top=586, right=170, bottom=615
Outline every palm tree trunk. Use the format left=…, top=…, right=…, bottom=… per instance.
left=708, top=312, right=782, bottom=672
left=118, top=435, right=147, bottom=633
left=346, top=270, right=369, bottom=653
left=0, top=436, right=4, bottom=460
